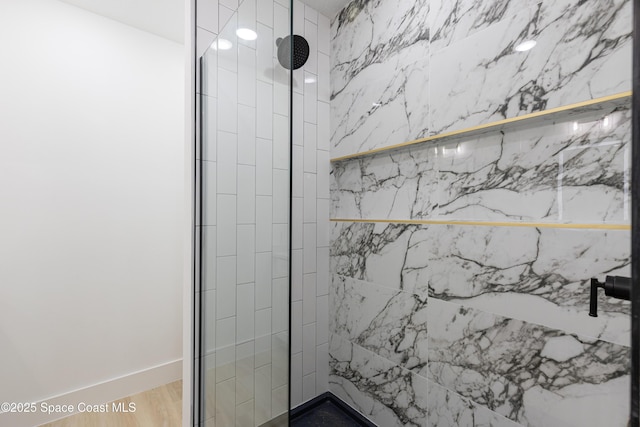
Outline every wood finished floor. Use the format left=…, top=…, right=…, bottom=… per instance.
left=39, top=380, right=182, bottom=427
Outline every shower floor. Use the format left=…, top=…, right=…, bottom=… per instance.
left=290, top=394, right=374, bottom=427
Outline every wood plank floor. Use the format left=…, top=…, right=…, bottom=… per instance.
left=40, top=380, right=182, bottom=427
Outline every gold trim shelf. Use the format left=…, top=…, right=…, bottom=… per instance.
left=330, top=218, right=631, bottom=231
left=330, top=91, right=632, bottom=163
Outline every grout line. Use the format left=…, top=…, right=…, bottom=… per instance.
left=330, top=218, right=631, bottom=230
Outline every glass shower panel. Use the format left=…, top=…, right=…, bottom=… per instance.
left=195, top=1, right=292, bottom=426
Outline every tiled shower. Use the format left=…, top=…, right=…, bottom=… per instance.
left=194, top=0, right=634, bottom=426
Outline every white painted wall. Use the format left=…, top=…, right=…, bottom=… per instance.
left=0, top=0, right=184, bottom=423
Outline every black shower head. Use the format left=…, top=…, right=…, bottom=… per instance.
left=275, top=35, right=309, bottom=70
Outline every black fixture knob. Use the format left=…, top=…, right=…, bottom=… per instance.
left=589, top=276, right=631, bottom=317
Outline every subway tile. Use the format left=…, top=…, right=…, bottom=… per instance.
left=216, top=256, right=236, bottom=319
left=217, top=131, right=237, bottom=194
left=316, top=150, right=330, bottom=199
left=197, top=1, right=219, bottom=38
left=236, top=224, right=255, bottom=284
left=292, top=301, right=303, bottom=354
left=303, top=273, right=317, bottom=325
left=257, top=24, right=274, bottom=82
left=303, top=173, right=316, bottom=222
left=272, top=384, right=288, bottom=418
left=302, top=373, right=316, bottom=402
left=202, top=226, right=217, bottom=291
left=257, top=0, right=273, bottom=27
left=215, top=378, right=236, bottom=425
left=317, top=14, right=329, bottom=55
left=292, top=145, right=303, bottom=197
left=256, top=82, right=273, bottom=138
left=272, top=169, right=289, bottom=224
left=202, top=95, right=217, bottom=161
left=316, top=101, right=329, bottom=151
left=316, top=295, right=329, bottom=345
left=236, top=283, right=255, bottom=342
left=315, top=343, right=329, bottom=394
left=272, top=277, right=289, bottom=333
left=254, top=365, right=272, bottom=425
left=291, top=351, right=303, bottom=407
left=303, top=224, right=316, bottom=273
left=217, top=12, right=238, bottom=73
left=219, top=0, right=237, bottom=12
left=203, top=161, right=217, bottom=225
left=304, top=20, right=318, bottom=74
left=203, top=290, right=216, bottom=354
left=272, top=332, right=289, bottom=388
left=216, top=316, right=236, bottom=382
left=255, top=138, right=273, bottom=195
left=236, top=164, right=255, bottom=224
left=274, top=3, right=289, bottom=44
left=303, top=72, right=317, bottom=124
left=238, top=0, right=257, bottom=49
left=237, top=105, right=256, bottom=165
left=255, top=196, right=273, bottom=252
left=302, top=323, right=316, bottom=375
left=316, top=198, right=329, bottom=247
left=304, top=123, right=317, bottom=173
left=255, top=251, right=272, bottom=310
left=272, top=224, right=289, bottom=278
left=273, top=113, right=289, bottom=170
left=292, top=197, right=303, bottom=249
left=238, top=45, right=257, bottom=107
left=216, top=194, right=236, bottom=256
left=217, top=69, right=238, bottom=133
left=293, top=0, right=304, bottom=34
left=291, top=249, right=303, bottom=301
left=316, top=247, right=329, bottom=296
left=318, top=53, right=330, bottom=103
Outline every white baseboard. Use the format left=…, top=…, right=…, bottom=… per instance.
left=0, top=359, right=182, bottom=427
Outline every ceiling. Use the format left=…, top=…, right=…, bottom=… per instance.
left=58, top=0, right=184, bottom=43
left=57, top=0, right=350, bottom=44
left=299, top=0, right=350, bottom=20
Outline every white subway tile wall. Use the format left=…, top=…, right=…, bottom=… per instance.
left=195, top=0, right=330, bottom=424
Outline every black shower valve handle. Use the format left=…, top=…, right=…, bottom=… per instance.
left=589, top=275, right=632, bottom=317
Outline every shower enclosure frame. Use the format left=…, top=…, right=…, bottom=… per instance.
left=631, top=0, right=639, bottom=425
left=191, top=1, right=296, bottom=425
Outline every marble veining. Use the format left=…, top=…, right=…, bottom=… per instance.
left=428, top=300, right=630, bottom=426
left=330, top=274, right=428, bottom=372
left=430, top=0, right=632, bottom=136
left=330, top=0, right=430, bottom=158
left=331, top=107, right=631, bottom=223
left=429, top=0, right=520, bottom=54
left=331, top=221, right=631, bottom=345
left=329, top=333, right=428, bottom=427
left=428, top=381, right=522, bottom=427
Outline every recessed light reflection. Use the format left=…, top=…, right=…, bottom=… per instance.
left=573, top=122, right=579, bottom=132
left=236, top=28, right=257, bottom=41
left=212, top=38, right=232, bottom=50
left=603, top=116, right=610, bottom=128
left=514, top=40, right=537, bottom=52
left=304, top=76, right=316, bottom=84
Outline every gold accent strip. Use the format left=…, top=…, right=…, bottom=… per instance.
left=330, top=218, right=631, bottom=230
left=330, top=91, right=632, bottom=162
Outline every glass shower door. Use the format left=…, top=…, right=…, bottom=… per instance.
left=195, top=2, right=292, bottom=425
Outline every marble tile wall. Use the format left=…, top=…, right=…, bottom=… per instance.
left=329, top=0, right=633, bottom=426
left=195, top=0, right=331, bottom=425
left=330, top=0, right=632, bottom=158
